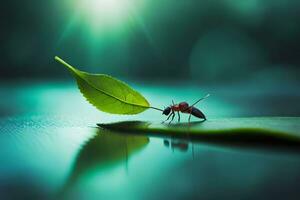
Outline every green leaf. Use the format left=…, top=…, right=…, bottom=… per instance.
left=55, top=56, right=150, bottom=114
left=98, top=117, right=300, bottom=145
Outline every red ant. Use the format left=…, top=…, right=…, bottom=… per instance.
left=158, top=94, right=210, bottom=124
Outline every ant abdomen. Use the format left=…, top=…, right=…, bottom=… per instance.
left=191, top=107, right=206, bottom=120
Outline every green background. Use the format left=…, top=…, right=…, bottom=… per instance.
left=2, top=0, right=300, bottom=83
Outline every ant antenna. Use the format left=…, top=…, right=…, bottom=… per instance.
left=150, top=106, right=164, bottom=112
left=183, top=94, right=210, bottom=111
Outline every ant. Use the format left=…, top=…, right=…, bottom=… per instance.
left=158, top=94, right=210, bottom=124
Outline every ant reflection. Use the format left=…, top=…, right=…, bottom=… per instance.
left=163, top=139, right=189, bottom=152
left=164, top=139, right=195, bottom=158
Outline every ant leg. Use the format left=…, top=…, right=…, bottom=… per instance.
left=188, top=114, right=192, bottom=123
left=169, top=113, right=175, bottom=124
left=188, top=111, right=192, bottom=124
left=162, top=113, right=172, bottom=123
left=177, top=111, right=180, bottom=123
left=169, top=111, right=175, bottom=124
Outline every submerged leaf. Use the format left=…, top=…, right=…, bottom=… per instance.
left=55, top=56, right=150, bottom=114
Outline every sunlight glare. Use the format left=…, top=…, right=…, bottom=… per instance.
left=78, top=0, right=133, bottom=28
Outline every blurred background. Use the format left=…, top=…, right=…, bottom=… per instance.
left=2, top=0, right=300, bottom=83
left=1, top=0, right=300, bottom=118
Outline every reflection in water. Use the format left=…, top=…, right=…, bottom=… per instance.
left=163, top=139, right=189, bottom=152
left=99, top=121, right=300, bottom=154
left=60, top=128, right=149, bottom=198
left=58, top=121, right=300, bottom=199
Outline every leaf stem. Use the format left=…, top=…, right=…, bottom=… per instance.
left=55, top=56, right=75, bottom=71
left=150, top=106, right=164, bottom=112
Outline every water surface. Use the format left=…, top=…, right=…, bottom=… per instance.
left=1, top=81, right=300, bottom=199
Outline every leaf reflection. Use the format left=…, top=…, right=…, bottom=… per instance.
left=60, top=128, right=149, bottom=197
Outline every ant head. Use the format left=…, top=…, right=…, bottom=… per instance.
left=162, top=107, right=171, bottom=115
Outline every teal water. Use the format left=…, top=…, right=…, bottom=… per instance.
left=1, top=81, right=300, bottom=200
